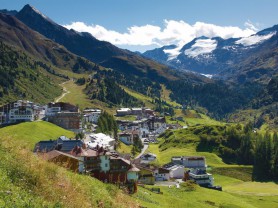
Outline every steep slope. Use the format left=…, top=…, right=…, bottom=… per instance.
left=16, top=4, right=178, bottom=81
left=0, top=9, right=17, bottom=16
left=224, top=26, right=278, bottom=84
left=229, top=76, right=278, bottom=130
left=1, top=4, right=270, bottom=120
left=142, top=44, right=177, bottom=65
left=0, top=41, right=63, bottom=105
left=0, top=13, right=106, bottom=104
left=0, top=121, right=138, bottom=208
left=0, top=13, right=98, bottom=73
left=143, top=27, right=278, bottom=83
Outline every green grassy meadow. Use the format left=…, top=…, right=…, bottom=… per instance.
left=0, top=121, right=74, bottom=150
left=0, top=121, right=137, bottom=208
left=148, top=143, right=226, bottom=166
left=117, top=141, right=133, bottom=154
left=0, top=120, right=277, bottom=207
left=134, top=183, right=278, bottom=208
left=58, top=79, right=116, bottom=113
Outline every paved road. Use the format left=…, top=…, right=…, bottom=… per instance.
left=135, top=143, right=148, bottom=159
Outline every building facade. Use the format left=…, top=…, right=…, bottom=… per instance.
left=45, top=102, right=81, bottom=132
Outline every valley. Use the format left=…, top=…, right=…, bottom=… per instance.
left=0, top=3, right=277, bottom=208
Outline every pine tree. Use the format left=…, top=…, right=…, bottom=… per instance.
left=272, top=132, right=278, bottom=179
left=237, top=132, right=254, bottom=165
left=131, top=145, right=136, bottom=157
left=96, top=112, right=118, bottom=139
left=253, top=133, right=272, bottom=180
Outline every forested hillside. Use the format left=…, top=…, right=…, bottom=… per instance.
left=0, top=42, right=62, bottom=104
left=85, top=74, right=143, bottom=107
left=159, top=123, right=278, bottom=180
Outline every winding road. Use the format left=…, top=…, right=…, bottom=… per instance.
left=55, top=80, right=71, bottom=102
left=135, top=140, right=149, bottom=159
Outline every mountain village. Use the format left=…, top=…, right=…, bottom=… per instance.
left=0, top=99, right=218, bottom=193
left=0, top=2, right=277, bottom=207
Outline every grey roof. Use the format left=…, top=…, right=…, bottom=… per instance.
left=56, top=140, right=83, bottom=152
left=34, top=138, right=83, bottom=153
left=34, top=141, right=56, bottom=152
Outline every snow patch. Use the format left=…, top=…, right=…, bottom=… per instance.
left=30, top=5, right=55, bottom=24
left=31, top=6, right=48, bottom=19
left=184, top=39, right=217, bottom=58
left=235, top=32, right=276, bottom=46
left=201, top=73, right=213, bottom=79
left=163, top=47, right=181, bottom=61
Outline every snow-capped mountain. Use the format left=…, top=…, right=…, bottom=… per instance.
left=143, top=27, right=278, bottom=79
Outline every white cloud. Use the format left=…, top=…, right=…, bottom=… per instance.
left=244, top=20, right=259, bottom=31
left=63, top=20, right=257, bottom=51
left=184, top=38, right=217, bottom=58
left=235, top=32, right=276, bottom=46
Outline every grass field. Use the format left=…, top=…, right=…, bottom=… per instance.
left=0, top=133, right=137, bottom=208
left=0, top=121, right=277, bottom=207
left=148, top=143, right=226, bottom=167
left=58, top=80, right=95, bottom=110
left=117, top=141, right=133, bottom=154
left=58, top=80, right=115, bottom=113
left=225, top=181, right=278, bottom=196
left=160, top=84, right=181, bottom=107
left=166, top=109, right=225, bottom=127
left=123, top=84, right=181, bottom=109
left=144, top=136, right=278, bottom=207
left=122, top=86, right=155, bottom=108
left=115, top=115, right=137, bottom=121
left=0, top=121, right=74, bottom=150
left=134, top=183, right=278, bottom=208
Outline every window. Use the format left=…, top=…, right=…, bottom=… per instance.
left=105, top=163, right=108, bottom=167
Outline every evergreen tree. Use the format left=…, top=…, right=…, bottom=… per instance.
left=131, top=145, right=136, bottom=157
left=133, top=137, right=143, bottom=152
left=237, top=132, right=254, bottom=165
left=272, top=132, right=278, bottom=179
left=253, top=133, right=272, bottom=180
left=96, top=112, right=118, bottom=139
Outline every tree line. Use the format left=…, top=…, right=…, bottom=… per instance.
left=198, top=122, right=278, bottom=181
left=85, top=75, right=143, bottom=107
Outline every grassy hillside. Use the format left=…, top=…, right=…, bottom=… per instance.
left=134, top=182, right=278, bottom=208
left=0, top=13, right=102, bottom=105
left=143, top=121, right=277, bottom=208
left=58, top=79, right=115, bottom=113
left=0, top=13, right=98, bottom=73
left=0, top=121, right=74, bottom=149
left=0, top=120, right=277, bottom=207
left=0, top=135, right=138, bottom=207
left=148, top=143, right=226, bottom=167
left=122, top=86, right=155, bottom=108
left=0, top=42, right=64, bottom=105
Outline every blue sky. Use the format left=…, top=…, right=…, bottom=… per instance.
left=2, top=0, right=278, bottom=51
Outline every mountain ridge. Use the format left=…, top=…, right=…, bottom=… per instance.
left=143, top=26, right=278, bottom=83
left=15, top=4, right=179, bottom=81
left=0, top=13, right=99, bottom=73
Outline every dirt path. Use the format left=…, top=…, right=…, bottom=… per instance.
left=55, top=80, right=71, bottom=102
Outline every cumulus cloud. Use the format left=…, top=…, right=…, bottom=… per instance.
left=63, top=20, right=257, bottom=50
